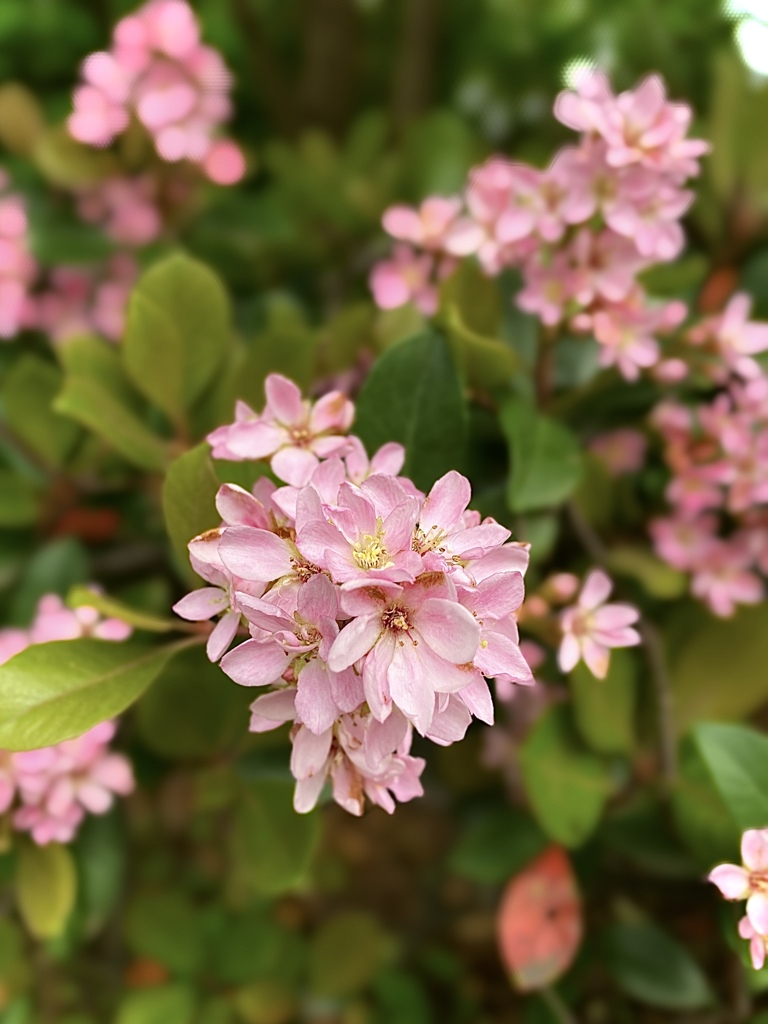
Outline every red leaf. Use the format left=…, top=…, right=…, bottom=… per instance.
left=497, top=845, right=583, bottom=991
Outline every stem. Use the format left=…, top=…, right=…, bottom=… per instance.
left=540, top=986, right=578, bottom=1024
left=535, top=326, right=557, bottom=410
left=566, top=501, right=677, bottom=789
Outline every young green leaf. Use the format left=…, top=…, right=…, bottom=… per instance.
left=501, top=398, right=582, bottom=513
left=123, top=253, right=231, bottom=420
left=114, top=985, right=197, bottom=1024
left=0, top=638, right=194, bottom=750
left=519, top=705, right=612, bottom=847
left=16, top=840, right=77, bottom=939
left=354, top=331, right=468, bottom=492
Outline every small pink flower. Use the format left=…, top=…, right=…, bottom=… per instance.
left=382, top=197, right=481, bottom=255
left=710, top=829, right=768, bottom=968
left=558, top=570, right=640, bottom=679
left=588, top=429, right=647, bottom=475
left=369, top=243, right=446, bottom=316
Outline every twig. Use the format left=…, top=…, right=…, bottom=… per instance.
left=566, top=501, right=678, bottom=789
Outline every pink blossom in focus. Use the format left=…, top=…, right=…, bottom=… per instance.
left=558, top=570, right=640, bottom=679
left=710, top=829, right=768, bottom=968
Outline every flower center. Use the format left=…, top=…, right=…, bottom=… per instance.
left=289, top=426, right=312, bottom=446
left=352, top=519, right=392, bottom=571
left=382, top=605, right=412, bottom=633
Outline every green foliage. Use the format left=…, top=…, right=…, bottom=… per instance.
left=124, top=254, right=232, bottom=423
left=15, top=840, right=76, bottom=939
left=136, top=646, right=253, bottom=759
left=500, top=397, right=582, bottom=513
left=124, top=891, right=205, bottom=975
left=693, top=722, right=768, bottom=832
left=114, top=985, right=197, bottom=1024
left=449, top=806, right=547, bottom=885
left=0, top=638, right=193, bottom=750
left=0, top=472, right=40, bottom=528
left=354, top=331, right=468, bottom=491
left=1, top=355, right=80, bottom=468
left=229, top=779, right=320, bottom=898
left=672, top=735, right=740, bottom=868
left=309, top=911, right=392, bottom=998
left=671, top=604, right=768, bottom=731
left=520, top=705, right=613, bottom=848
left=162, top=442, right=220, bottom=566
left=602, top=921, right=714, bottom=1010
left=570, top=650, right=637, bottom=755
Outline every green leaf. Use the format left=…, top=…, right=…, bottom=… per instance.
left=230, top=778, right=320, bottom=898
left=500, top=398, right=582, bottom=513
left=11, top=538, right=89, bottom=626
left=672, top=735, right=739, bottom=869
left=136, top=646, right=253, bottom=758
left=124, top=892, right=205, bottom=975
left=0, top=355, right=80, bottom=468
left=607, top=546, right=687, bottom=600
left=0, top=472, right=40, bottom=527
left=54, top=375, right=170, bottom=472
left=73, top=811, right=125, bottom=937
left=354, top=331, right=468, bottom=491
left=671, top=604, right=768, bottom=731
left=449, top=806, right=547, bottom=885
left=162, top=442, right=220, bottom=565
left=0, top=638, right=193, bottom=750
left=519, top=706, right=612, bottom=848
left=239, top=307, right=317, bottom=405
left=602, top=921, right=714, bottom=1010
left=16, top=841, right=76, bottom=939
left=210, top=911, right=304, bottom=986
left=57, top=335, right=141, bottom=408
left=123, top=254, right=231, bottom=420
left=693, top=722, right=768, bottom=832
left=33, top=126, right=119, bottom=188
left=309, top=911, right=391, bottom=998
left=67, top=586, right=177, bottom=634
left=114, top=985, right=196, bottom=1024
left=570, top=649, right=637, bottom=755
left=372, top=968, right=432, bottom=1024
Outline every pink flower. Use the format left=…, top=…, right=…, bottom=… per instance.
left=68, top=0, right=243, bottom=182
left=558, top=570, right=640, bottom=679
left=369, top=243, right=452, bottom=316
left=206, top=374, right=354, bottom=486
left=328, top=574, right=480, bottom=734
left=31, top=254, right=138, bottom=343
left=12, top=721, right=134, bottom=845
left=710, top=829, right=768, bottom=968
left=690, top=294, right=768, bottom=381
left=29, top=593, right=132, bottom=645
left=0, top=178, right=36, bottom=340
left=588, top=429, right=647, bottom=475
left=75, top=175, right=163, bottom=246
left=382, top=197, right=481, bottom=255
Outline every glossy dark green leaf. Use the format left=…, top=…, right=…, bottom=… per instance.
left=354, top=331, right=468, bottom=491
left=603, top=921, right=714, bottom=1010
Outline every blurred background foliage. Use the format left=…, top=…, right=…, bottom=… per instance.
left=3, top=1, right=768, bottom=1022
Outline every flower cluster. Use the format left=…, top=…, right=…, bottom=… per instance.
left=650, top=363, right=768, bottom=618
left=371, top=73, right=708, bottom=381
left=0, top=171, right=36, bottom=341
left=68, top=0, right=245, bottom=185
left=30, top=254, right=139, bottom=343
left=74, top=175, right=164, bottom=247
left=174, top=374, right=534, bottom=815
left=710, top=829, right=768, bottom=970
left=0, top=594, right=134, bottom=845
